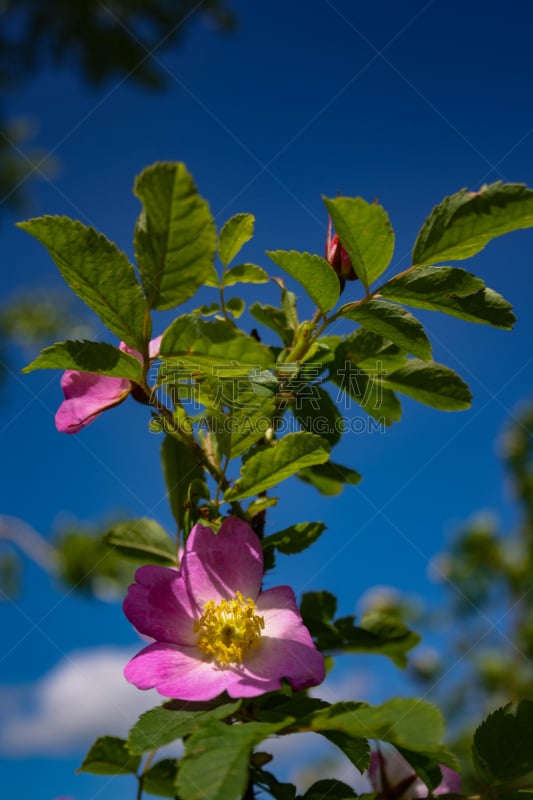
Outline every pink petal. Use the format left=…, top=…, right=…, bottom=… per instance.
left=124, top=642, right=236, bottom=701
left=123, top=565, right=197, bottom=646
left=149, top=335, right=162, bottom=358
left=183, top=519, right=263, bottom=610
left=240, top=586, right=325, bottom=691
left=435, top=766, right=461, bottom=795
left=55, top=371, right=131, bottom=433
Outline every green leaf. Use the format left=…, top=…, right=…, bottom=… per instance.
left=380, top=265, right=484, bottom=302
left=302, top=779, right=359, bottom=799
left=250, top=302, right=293, bottom=346
left=266, top=250, right=340, bottom=313
left=226, top=296, right=246, bottom=318
left=323, top=196, right=395, bottom=289
left=379, top=266, right=515, bottom=329
left=263, top=522, right=327, bottom=555
left=18, top=216, right=148, bottom=349
left=160, top=315, right=274, bottom=375
left=161, top=435, right=204, bottom=533
left=382, top=360, right=472, bottom=411
left=218, top=213, right=255, bottom=267
left=319, top=732, right=370, bottom=772
left=252, top=767, right=297, bottom=800
left=176, top=719, right=287, bottom=800
left=134, top=162, right=217, bottom=310
left=331, top=329, right=407, bottom=373
left=301, top=593, right=419, bottom=666
left=22, top=340, right=143, bottom=380
left=473, top=700, right=533, bottom=784
left=309, top=698, right=446, bottom=754
left=143, top=759, right=178, bottom=797
left=298, top=462, right=362, bottom=496
left=413, top=182, right=533, bottom=267
left=222, top=263, right=269, bottom=287
left=128, top=700, right=241, bottom=754
left=224, top=433, right=330, bottom=501
left=224, top=394, right=277, bottom=459
left=338, top=300, right=432, bottom=361
left=104, top=518, right=176, bottom=565
left=292, top=386, right=345, bottom=447
left=79, top=736, right=140, bottom=775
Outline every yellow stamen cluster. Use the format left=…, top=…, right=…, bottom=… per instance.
left=194, top=591, right=265, bottom=666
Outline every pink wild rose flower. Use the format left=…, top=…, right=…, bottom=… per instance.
left=369, top=749, right=461, bottom=799
left=123, top=517, right=325, bottom=700
left=55, top=336, right=161, bottom=434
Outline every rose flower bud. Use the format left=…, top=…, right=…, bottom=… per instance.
left=325, top=216, right=358, bottom=290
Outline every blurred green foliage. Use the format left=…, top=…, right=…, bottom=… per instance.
left=408, top=400, right=533, bottom=785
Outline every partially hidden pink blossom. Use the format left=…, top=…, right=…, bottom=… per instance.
left=123, top=517, right=325, bottom=701
left=325, top=216, right=357, bottom=286
left=369, top=750, right=461, bottom=799
left=55, top=336, right=161, bottom=434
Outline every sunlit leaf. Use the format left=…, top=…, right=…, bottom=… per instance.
left=224, top=433, right=330, bottom=501
left=323, top=196, right=395, bottom=289
left=18, top=216, right=148, bottom=349
left=134, top=162, right=217, bottom=309
left=218, top=213, right=255, bottom=267
left=382, top=360, right=472, bottom=411
left=413, top=182, right=533, bottom=267
left=267, top=250, right=340, bottom=313
left=338, top=300, right=431, bottom=361
left=22, top=340, right=142, bottom=380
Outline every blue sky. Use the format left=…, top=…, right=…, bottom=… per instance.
left=1, top=1, right=533, bottom=798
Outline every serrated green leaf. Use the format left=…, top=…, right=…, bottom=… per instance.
left=79, top=736, right=140, bottom=775
left=176, top=719, right=286, bottom=800
left=338, top=300, right=432, bottom=361
left=22, top=340, right=143, bottom=380
left=159, top=315, right=274, bottom=375
left=161, top=435, right=204, bottom=533
left=18, top=216, right=148, bottom=349
left=309, top=698, right=445, bottom=754
left=302, top=779, right=359, bottom=799
left=143, top=759, right=178, bottom=797
left=222, top=263, right=269, bottom=287
left=218, top=213, right=255, bottom=267
left=473, top=700, right=533, bottom=784
left=104, top=518, right=176, bottom=565
left=128, top=700, right=241, bottom=754
left=250, top=302, right=293, bottom=346
left=323, top=196, right=395, bottom=289
left=413, top=182, right=533, bottom=267
left=382, top=360, right=472, bottom=411
left=224, top=433, right=330, bottom=501
left=134, top=162, right=217, bottom=310
left=379, top=266, right=515, bottom=329
left=263, top=522, right=327, bottom=555
left=266, top=250, right=340, bottom=313
left=298, top=462, right=362, bottom=496
left=380, top=265, right=484, bottom=302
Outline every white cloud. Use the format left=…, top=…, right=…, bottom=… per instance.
left=0, top=647, right=161, bottom=757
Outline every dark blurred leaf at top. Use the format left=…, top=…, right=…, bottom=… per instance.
left=0, top=0, right=236, bottom=90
